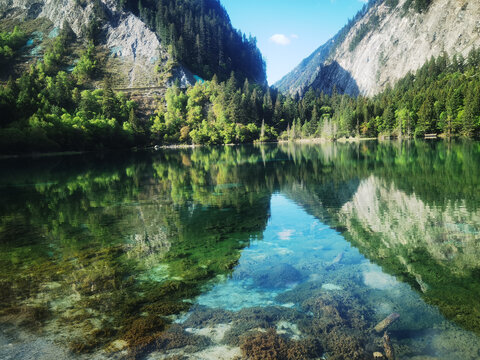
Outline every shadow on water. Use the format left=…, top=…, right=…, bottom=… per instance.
left=0, top=140, right=480, bottom=358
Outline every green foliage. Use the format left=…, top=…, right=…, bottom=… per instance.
left=349, top=23, right=370, bottom=52
left=59, top=20, right=76, bottom=45
left=72, top=42, right=97, bottom=84
left=0, top=28, right=143, bottom=154
left=150, top=76, right=276, bottom=145
left=2, top=14, right=480, bottom=154
left=0, top=26, right=27, bottom=64
left=287, top=49, right=480, bottom=140
left=385, top=0, right=399, bottom=7
left=43, top=35, right=67, bottom=74
left=349, top=14, right=380, bottom=52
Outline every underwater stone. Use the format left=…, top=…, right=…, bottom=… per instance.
left=185, top=323, right=232, bottom=343
left=105, top=339, right=128, bottom=353
left=185, top=345, right=242, bottom=360
left=181, top=307, right=234, bottom=328
left=275, top=321, right=301, bottom=340
left=252, top=263, right=302, bottom=289
left=362, top=268, right=398, bottom=290
left=322, top=283, right=343, bottom=291
left=325, top=252, right=344, bottom=270
left=220, top=306, right=306, bottom=347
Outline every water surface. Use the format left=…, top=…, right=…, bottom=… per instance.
left=0, top=141, right=479, bottom=359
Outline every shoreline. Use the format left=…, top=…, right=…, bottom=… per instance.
left=0, top=135, right=461, bottom=158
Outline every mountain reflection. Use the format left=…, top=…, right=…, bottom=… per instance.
left=0, top=140, right=479, bottom=356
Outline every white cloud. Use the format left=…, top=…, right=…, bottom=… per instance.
left=278, top=229, right=295, bottom=240
left=269, top=34, right=291, bottom=46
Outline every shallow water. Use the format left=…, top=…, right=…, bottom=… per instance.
left=0, top=141, right=480, bottom=359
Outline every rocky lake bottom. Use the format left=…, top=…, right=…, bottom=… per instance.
left=1, top=142, right=479, bottom=359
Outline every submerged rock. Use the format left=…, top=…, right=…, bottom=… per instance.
left=105, top=339, right=128, bottom=353
left=322, top=283, right=343, bottom=291
left=252, top=263, right=302, bottom=289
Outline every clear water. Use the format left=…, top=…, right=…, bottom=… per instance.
left=0, top=141, right=479, bottom=360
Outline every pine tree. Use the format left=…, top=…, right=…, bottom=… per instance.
left=101, top=78, right=117, bottom=120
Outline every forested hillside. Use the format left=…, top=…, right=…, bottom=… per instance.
left=0, top=0, right=267, bottom=154
left=150, top=48, right=480, bottom=143
left=1, top=31, right=480, bottom=154
left=120, top=0, right=266, bottom=83
left=1, top=0, right=480, bottom=155
left=0, top=28, right=141, bottom=154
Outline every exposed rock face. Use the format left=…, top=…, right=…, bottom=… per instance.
left=0, top=0, right=96, bottom=35
left=0, top=0, right=194, bottom=87
left=276, top=0, right=480, bottom=96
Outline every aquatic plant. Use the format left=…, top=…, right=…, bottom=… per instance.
left=121, top=315, right=169, bottom=358
left=155, top=324, right=211, bottom=351
left=240, top=328, right=322, bottom=360
left=301, top=292, right=373, bottom=359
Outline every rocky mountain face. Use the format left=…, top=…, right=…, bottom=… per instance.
left=0, top=0, right=194, bottom=87
left=276, top=0, right=480, bottom=97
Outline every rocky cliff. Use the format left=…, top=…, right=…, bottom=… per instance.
left=0, top=0, right=194, bottom=87
left=276, top=0, right=480, bottom=96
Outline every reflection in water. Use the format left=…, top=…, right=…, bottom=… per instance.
left=337, top=175, right=480, bottom=335
left=0, top=141, right=479, bottom=359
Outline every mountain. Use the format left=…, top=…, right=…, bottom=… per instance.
left=0, top=0, right=187, bottom=88
left=124, top=0, right=266, bottom=84
left=275, top=0, right=480, bottom=97
left=0, top=0, right=265, bottom=87
left=0, top=0, right=268, bottom=153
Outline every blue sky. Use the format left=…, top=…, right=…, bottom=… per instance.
left=219, top=0, right=367, bottom=84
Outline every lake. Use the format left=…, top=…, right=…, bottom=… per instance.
left=0, top=140, right=479, bottom=360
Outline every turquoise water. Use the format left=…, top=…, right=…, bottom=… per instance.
left=48, top=27, right=59, bottom=39
left=195, top=194, right=356, bottom=311
left=0, top=141, right=480, bottom=359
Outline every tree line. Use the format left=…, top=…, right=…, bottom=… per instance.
left=0, top=30, right=140, bottom=154
left=1, top=25, right=480, bottom=154
left=151, top=48, right=480, bottom=144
